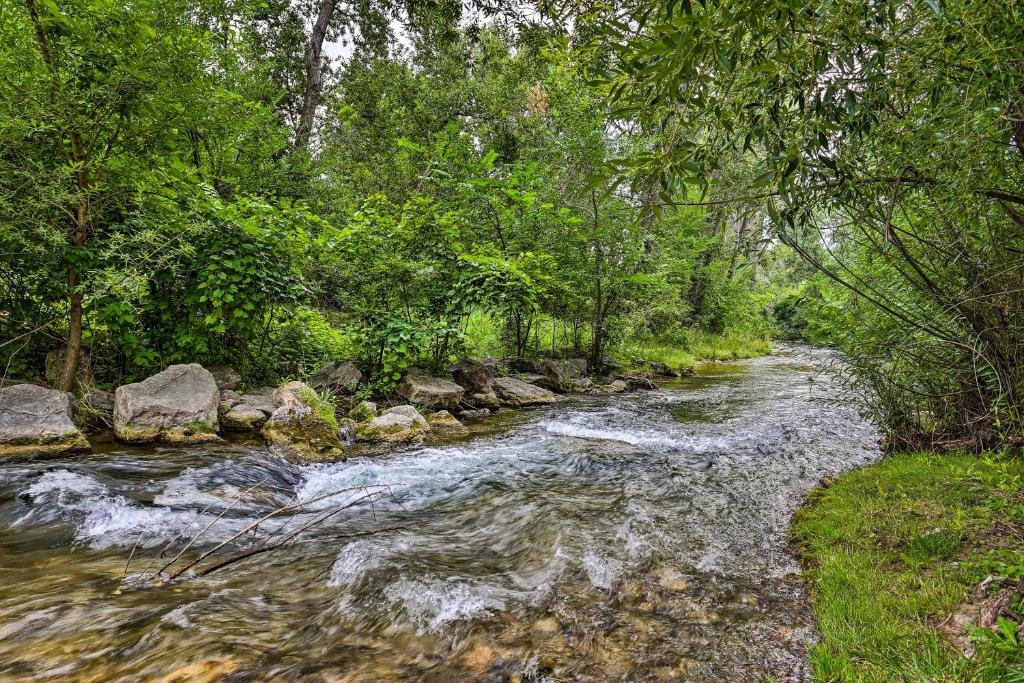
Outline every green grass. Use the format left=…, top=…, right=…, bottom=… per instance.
left=791, top=451, right=1024, bottom=682
left=613, top=330, right=773, bottom=372
left=298, top=386, right=340, bottom=431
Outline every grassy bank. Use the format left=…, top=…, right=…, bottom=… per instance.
left=612, top=330, right=773, bottom=371
left=791, top=451, right=1024, bottom=682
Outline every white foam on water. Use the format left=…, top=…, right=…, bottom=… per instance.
left=328, top=538, right=408, bottom=588
left=19, top=469, right=233, bottom=549
left=581, top=549, right=623, bottom=590
left=385, top=577, right=507, bottom=632
left=296, top=441, right=529, bottom=513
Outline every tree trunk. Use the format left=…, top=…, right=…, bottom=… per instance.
left=26, top=0, right=89, bottom=391
left=293, top=0, right=339, bottom=151
left=589, top=190, right=604, bottom=369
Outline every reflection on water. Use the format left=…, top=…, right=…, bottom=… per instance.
left=0, top=347, right=879, bottom=681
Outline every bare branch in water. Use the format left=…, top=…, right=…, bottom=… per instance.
left=129, top=483, right=397, bottom=588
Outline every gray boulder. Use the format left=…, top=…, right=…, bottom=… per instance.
left=356, top=405, right=431, bottom=444
left=114, top=364, right=220, bottom=444
left=491, top=377, right=557, bottom=407
left=566, top=358, right=588, bottom=376
left=460, top=408, right=491, bottom=420
left=572, top=378, right=594, bottom=392
left=447, top=359, right=495, bottom=393
left=537, top=360, right=572, bottom=393
left=467, top=390, right=501, bottom=410
left=0, top=384, right=90, bottom=460
left=223, top=404, right=269, bottom=431
left=311, top=360, right=364, bottom=395
left=262, top=381, right=344, bottom=462
left=207, top=365, right=242, bottom=391
left=396, top=372, right=464, bottom=410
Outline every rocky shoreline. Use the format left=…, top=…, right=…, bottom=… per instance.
left=0, top=355, right=689, bottom=462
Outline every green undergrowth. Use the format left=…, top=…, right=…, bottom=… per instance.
left=298, top=386, right=340, bottom=432
left=614, top=330, right=773, bottom=372
left=791, top=451, right=1024, bottom=682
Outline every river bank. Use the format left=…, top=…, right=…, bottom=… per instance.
left=791, top=451, right=1024, bottom=681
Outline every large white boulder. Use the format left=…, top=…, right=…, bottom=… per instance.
left=114, top=364, right=220, bottom=444
left=396, top=372, right=464, bottom=410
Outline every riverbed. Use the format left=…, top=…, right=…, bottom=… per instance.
left=0, top=347, right=879, bottom=681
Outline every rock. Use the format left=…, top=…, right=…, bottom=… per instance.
left=396, top=372, right=464, bottom=410
left=44, top=349, right=93, bottom=389
left=427, top=410, right=468, bottom=434
left=262, top=381, right=344, bottom=462
left=219, top=389, right=242, bottom=407
left=491, top=377, right=557, bottom=407
left=618, top=374, right=657, bottom=391
left=356, top=405, right=431, bottom=444
left=349, top=400, right=377, bottom=422
left=572, top=377, right=594, bottom=392
left=459, top=408, right=491, bottom=420
left=114, top=364, right=220, bottom=444
left=467, top=390, right=500, bottom=410
left=310, top=359, right=364, bottom=395
left=600, top=355, right=623, bottom=372
left=0, top=384, right=90, bottom=459
left=649, top=362, right=680, bottom=378
left=447, top=359, right=496, bottom=393
left=595, top=380, right=628, bottom=393
left=240, top=387, right=276, bottom=415
left=222, top=404, right=269, bottom=431
left=206, top=364, right=241, bottom=391
left=537, top=360, right=572, bottom=393
left=567, top=358, right=588, bottom=376
left=515, top=373, right=545, bottom=385
left=83, top=388, right=114, bottom=414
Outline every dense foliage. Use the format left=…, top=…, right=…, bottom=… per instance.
left=1, top=0, right=780, bottom=395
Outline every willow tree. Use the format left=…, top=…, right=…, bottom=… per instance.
left=579, top=0, right=1024, bottom=448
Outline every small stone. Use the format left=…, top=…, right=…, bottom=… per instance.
left=222, top=404, right=269, bottom=431
left=349, top=400, right=377, bottom=422
left=459, top=408, right=491, bottom=420
left=533, top=617, right=560, bottom=633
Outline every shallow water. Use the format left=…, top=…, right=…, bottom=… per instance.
left=0, top=346, right=879, bottom=681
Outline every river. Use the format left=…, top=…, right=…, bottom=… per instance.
left=0, top=346, right=879, bottom=681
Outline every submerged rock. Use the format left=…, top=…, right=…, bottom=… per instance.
left=491, top=376, right=557, bottom=407
left=396, top=372, right=464, bottom=410
left=311, top=359, right=364, bottom=395
left=356, top=404, right=431, bottom=443
left=459, top=408, right=491, bottom=420
left=0, top=384, right=90, bottom=459
left=262, top=381, right=345, bottom=462
left=114, top=364, right=220, bottom=444
left=427, top=410, right=468, bottom=434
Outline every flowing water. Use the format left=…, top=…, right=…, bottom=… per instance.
left=0, top=347, right=880, bottom=682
